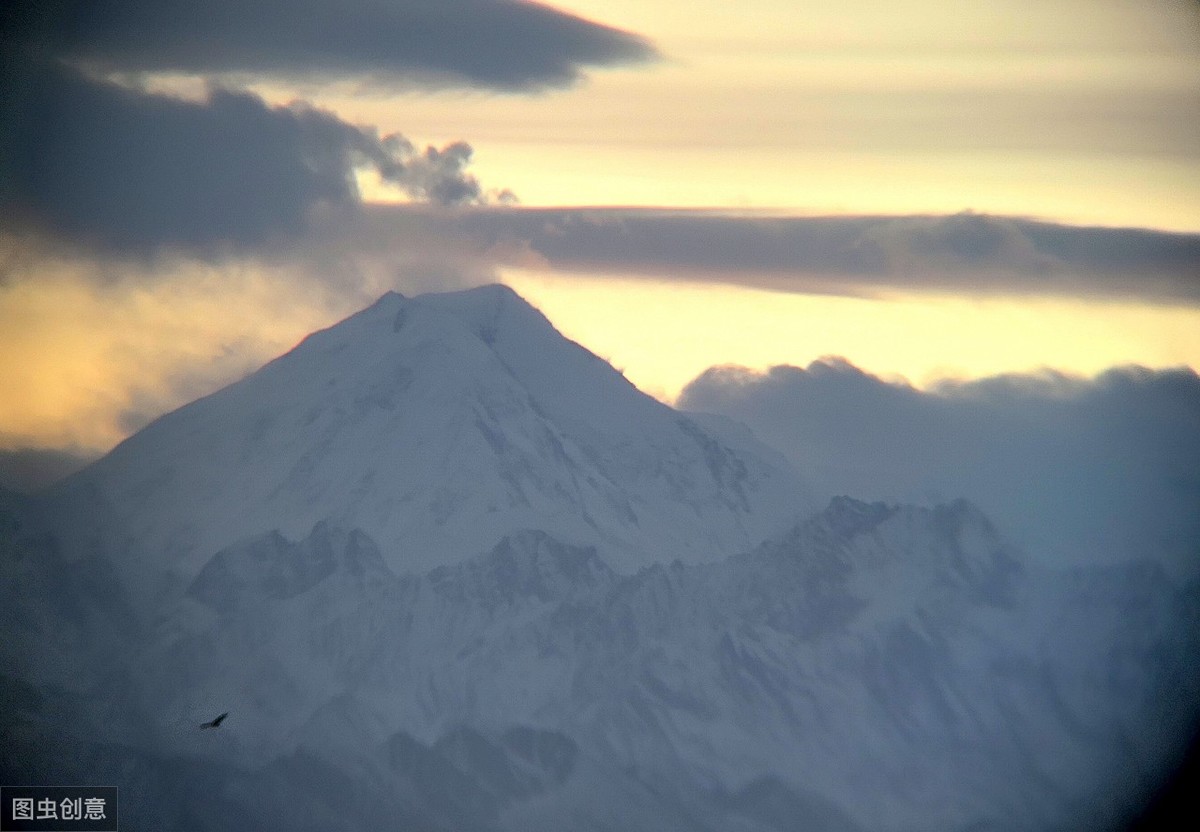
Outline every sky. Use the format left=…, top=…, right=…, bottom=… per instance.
left=1, top=0, right=1199, bottom=496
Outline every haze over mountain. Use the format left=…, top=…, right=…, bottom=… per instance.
left=2, top=286, right=1197, bottom=831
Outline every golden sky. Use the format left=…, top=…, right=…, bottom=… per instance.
left=501, top=271, right=1200, bottom=402
left=328, top=0, right=1200, bottom=229
left=1, top=0, right=1199, bottom=460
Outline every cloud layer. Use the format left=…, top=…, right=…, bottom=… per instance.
left=680, top=360, right=1200, bottom=575
left=0, top=62, right=495, bottom=252
left=1, top=0, right=655, bottom=91
left=0, top=0, right=644, bottom=253
left=443, top=207, right=1200, bottom=305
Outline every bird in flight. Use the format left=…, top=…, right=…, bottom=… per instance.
left=199, top=712, right=229, bottom=730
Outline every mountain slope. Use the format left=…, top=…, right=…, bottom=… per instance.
left=55, top=285, right=808, bottom=583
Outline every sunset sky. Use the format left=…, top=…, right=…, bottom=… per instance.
left=1, top=0, right=1199, bottom=482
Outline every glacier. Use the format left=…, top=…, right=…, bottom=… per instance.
left=2, top=285, right=1197, bottom=831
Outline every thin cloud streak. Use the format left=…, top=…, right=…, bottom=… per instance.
left=375, top=206, right=1200, bottom=306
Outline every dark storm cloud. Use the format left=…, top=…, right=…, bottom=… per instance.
left=441, top=207, right=1200, bottom=304
left=0, top=62, right=491, bottom=252
left=0, top=0, right=647, bottom=253
left=680, top=360, right=1200, bottom=574
left=0, top=0, right=656, bottom=91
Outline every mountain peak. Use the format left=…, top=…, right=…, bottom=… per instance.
left=301, top=282, right=533, bottom=347
left=420, top=282, right=549, bottom=347
left=373, top=282, right=527, bottom=322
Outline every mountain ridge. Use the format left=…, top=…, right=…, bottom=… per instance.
left=8, top=493, right=1194, bottom=831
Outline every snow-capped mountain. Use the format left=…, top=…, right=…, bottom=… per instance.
left=2, top=286, right=1197, bottom=832
left=4, top=494, right=1196, bottom=831
left=52, top=285, right=807, bottom=587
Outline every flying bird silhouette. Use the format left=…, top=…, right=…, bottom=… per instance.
left=199, top=712, right=229, bottom=729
